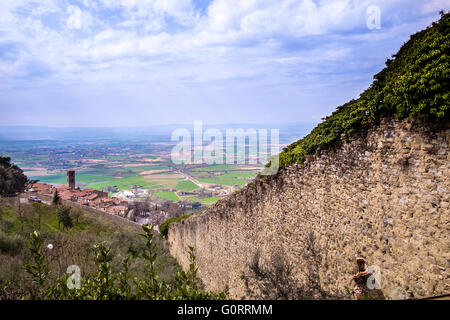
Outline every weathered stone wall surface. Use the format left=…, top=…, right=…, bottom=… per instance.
left=167, top=118, right=449, bottom=299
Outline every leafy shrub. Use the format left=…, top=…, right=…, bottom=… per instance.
left=272, top=12, right=449, bottom=171
left=159, top=214, right=193, bottom=238
left=56, top=206, right=73, bottom=230
left=22, top=225, right=226, bottom=300
left=0, top=230, right=24, bottom=255
left=52, top=190, right=61, bottom=205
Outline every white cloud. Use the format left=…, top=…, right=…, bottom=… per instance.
left=67, top=5, right=82, bottom=29
left=421, top=0, right=449, bottom=14
left=0, top=0, right=447, bottom=96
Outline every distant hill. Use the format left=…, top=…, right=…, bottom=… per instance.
left=0, top=123, right=315, bottom=145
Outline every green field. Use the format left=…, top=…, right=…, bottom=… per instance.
left=181, top=196, right=219, bottom=205
left=191, top=164, right=240, bottom=172
left=125, top=165, right=170, bottom=172
left=175, top=180, right=199, bottom=191
left=27, top=158, right=257, bottom=199
left=31, top=173, right=67, bottom=185
left=195, top=171, right=256, bottom=186
left=87, top=176, right=158, bottom=190
left=32, top=173, right=155, bottom=190
left=154, top=191, right=180, bottom=201
left=30, top=164, right=179, bottom=192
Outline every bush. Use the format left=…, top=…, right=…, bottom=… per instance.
left=56, top=206, right=73, bottom=230
left=0, top=230, right=24, bottom=256
left=52, top=190, right=61, bottom=206
left=159, top=214, right=192, bottom=238
left=22, top=226, right=226, bottom=300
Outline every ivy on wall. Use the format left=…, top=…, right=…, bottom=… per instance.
left=273, top=12, right=449, bottom=170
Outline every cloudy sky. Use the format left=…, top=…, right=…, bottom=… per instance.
left=0, top=0, right=447, bottom=127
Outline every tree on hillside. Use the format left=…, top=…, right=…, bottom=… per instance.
left=57, top=206, right=73, bottom=230
left=166, top=202, right=182, bottom=218
left=134, top=200, right=152, bottom=214
left=32, top=202, right=46, bottom=231
left=0, top=157, right=28, bottom=196
left=52, top=190, right=61, bottom=205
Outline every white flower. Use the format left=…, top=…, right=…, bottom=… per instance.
left=47, top=244, right=53, bottom=250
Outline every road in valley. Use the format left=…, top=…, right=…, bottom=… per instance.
left=169, top=165, right=235, bottom=195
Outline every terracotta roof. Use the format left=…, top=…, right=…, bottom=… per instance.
left=85, top=193, right=98, bottom=201
left=32, top=182, right=52, bottom=188
left=108, top=206, right=128, bottom=213
left=100, top=198, right=114, bottom=203
left=72, top=189, right=88, bottom=196
left=30, top=182, right=54, bottom=194
left=59, top=192, right=73, bottom=200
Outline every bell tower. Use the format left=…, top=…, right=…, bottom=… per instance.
left=67, top=170, right=75, bottom=189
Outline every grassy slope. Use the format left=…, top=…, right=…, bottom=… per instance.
left=274, top=13, right=449, bottom=170
left=175, top=180, right=199, bottom=191
left=196, top=171, right=256, bottom=186
left=183, top=196, right=219, bottom=205
left=154, top=191, right=180, bottom=201
left=0, top=197, right=177, bottom=293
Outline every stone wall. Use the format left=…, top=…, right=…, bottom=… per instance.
left=167, top=118, right=449, bottom=299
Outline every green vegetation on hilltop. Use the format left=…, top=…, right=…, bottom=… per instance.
left=274, top=12, right=449, bottom=170
left=194, top=171, right=256, bottom=186
left=159, top=214, right=193, bottom=238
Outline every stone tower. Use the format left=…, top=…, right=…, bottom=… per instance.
left=67, top=170, right=75, bottom=188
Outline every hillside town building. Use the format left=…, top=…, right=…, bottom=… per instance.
left=27, top=170, right=192, bottom=227
left=28, top=170, right=125, bottom=216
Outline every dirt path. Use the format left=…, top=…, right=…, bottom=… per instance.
left=20, top=195, right=51, bottom=205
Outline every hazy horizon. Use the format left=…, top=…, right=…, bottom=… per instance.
left=0, top=122, right=315, bottom=144
left=0, top=120, right=317, bottom=128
